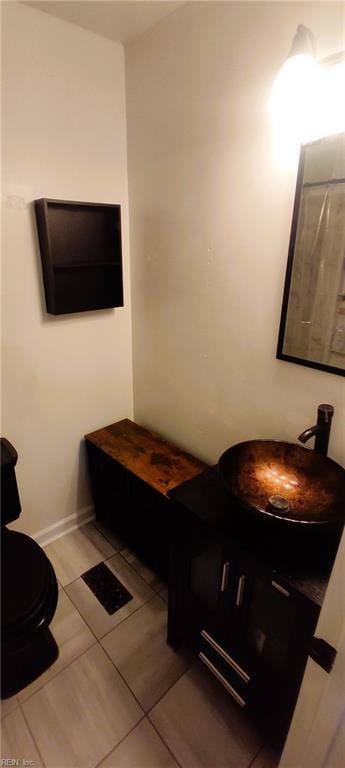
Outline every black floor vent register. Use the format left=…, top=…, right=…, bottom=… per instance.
left=82, top=563, right=133, bottom=615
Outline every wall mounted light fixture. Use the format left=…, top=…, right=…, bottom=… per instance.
left=271, top=23, right=345, bottom=170
left=269, top=24, right=320, bottom=152
left=288, top=24, right=316, bottom=58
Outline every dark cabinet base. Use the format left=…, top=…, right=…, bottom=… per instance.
left=167, top=472, right=328, bottom=748
left=85, top=419, right=207, bottom=580
left=87, top=442, right=170, bottom=578
left=85, top=421, right=330, bottom=749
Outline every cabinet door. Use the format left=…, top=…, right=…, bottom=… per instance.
left=235, top=567, right=318, bottom=674
left=126, top=471, right=170, bottom=577
left=186, top=519, right=236, bottom=644
left=86, top=443, right=129, bottom=529
left=230, top=565, right=320, bottom=740
left=243, top=572, right=298, bottom=672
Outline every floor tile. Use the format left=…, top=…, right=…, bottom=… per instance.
left=66, top=554, right=154, bottom=639
left=121, top=546, right=165, bottom=592
left=93, top=520, right=125, bottom=551
left=99, top=718, right=179, bottom=768
left=22, top=644, right=143, bottom=768
left=18, top=589, right=95, bottom=702
left=44, top=523, right=115, bottom=586
left=1, top=707, right=43, bottom=766
left=82, top=521, right=118, bottom=555
left=251, top=744, right=281, bottom=768
left=150, top=662, right=263, bottom=768
left=1, top=695, right=19, bottom=719
left=101, top=595, right=190, bottom=711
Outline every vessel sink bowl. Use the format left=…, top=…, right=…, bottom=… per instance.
left=218, top=440, right=345, bottom=527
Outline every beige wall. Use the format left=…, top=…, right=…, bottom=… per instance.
left=126, top=1, right=345, bottom=467
left=2, top=3, right=133, bottom=538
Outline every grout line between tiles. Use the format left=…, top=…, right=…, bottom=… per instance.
left=56, top=525, right=168, bottom=595
left=63, top=578, right=157, bottom=643
left=100, top=640, right=147, bottom=714
left=59, top=561, right=106, bottom=589
left=17, top=633, right=146, bottom=756
left=119, top=556, right=167, bottom=594
left=57, top=551, right=117, bottom=589
left=58, top=546, right=154, bottom=590
left=63, top=577, right=120, bottom=639
left=83, top=527, right=118, bottom=556
left=47, top=523, right=119, bottom=588
left=29, top=525, right=181, bottom=764
left=147, top=715, right=185, bottom=768
left=63, top=572, right=191, bottom=713
left=98, top=592, right=159, bottom=640
left=94, top=645, right=185, bottom=768
left=247, top=742, right=267, bottom=768
left=114, top=553, right=168, bottom=597
left=20, top=672, right=144, bottom=768
left=50, top=563, right=107, bottom=590
left=92, top=714, right=147, bottom=768
left=145, top=660, right=192, bottom=716
left=16, top=636, right=99, bottom=706
left=249, top=742, right=282, bottom=768
left=18, top=590, right=157, bottom=709
left=59, top=547, right=163, bottom=646
left=92, top=522, right=126, bottom=550
left=1, top=699, right=20, bottom=722
left=22, top=537, right=171, bottom=695
left=16, top=585, right=101, bottom=705
left=54, top=554, right=163, bottom=705
left=19, top=701, right=47, bottom=768
left=99, top=602, right=191, bottom=716
left=147, top=674, right=264, bottom=768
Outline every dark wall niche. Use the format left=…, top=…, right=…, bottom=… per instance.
left=35, top=198, right=124, bottom=315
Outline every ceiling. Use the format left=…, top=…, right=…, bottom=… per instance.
left=25, top=1, right=185, bottom=46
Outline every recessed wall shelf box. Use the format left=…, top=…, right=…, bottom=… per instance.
left=34, top=198, right=123, bottom=315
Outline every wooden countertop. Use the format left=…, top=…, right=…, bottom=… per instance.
left=85, top=419, right=208, bottom=497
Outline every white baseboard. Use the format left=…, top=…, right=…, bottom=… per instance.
left=33, top=506, right=95, bottom=547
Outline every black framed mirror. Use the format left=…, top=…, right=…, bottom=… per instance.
left=277, top=132, right=345, bottom=377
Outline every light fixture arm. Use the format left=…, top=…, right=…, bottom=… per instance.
left=289, top=25, right=316, bottom=59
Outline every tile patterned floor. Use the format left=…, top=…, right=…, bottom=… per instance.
left=101, top=595, right=190, bottom=711
left=66, top=553, right=155, bottom=639
left=1, top=521, right=281, bottom=768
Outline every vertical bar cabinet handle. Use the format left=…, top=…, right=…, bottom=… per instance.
left=236, top=575, right=246, bottom=606
left=220, top=561, right=230, bottom=592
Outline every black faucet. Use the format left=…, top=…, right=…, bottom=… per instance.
left=298, top=404, right=334, bottom=456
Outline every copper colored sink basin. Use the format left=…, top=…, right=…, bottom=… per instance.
left=218, top=441, right=345, bottom=527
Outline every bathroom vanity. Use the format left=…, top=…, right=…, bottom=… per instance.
left=85, top=419, right=340, bottom=745
left=167, top=466, right=338, bottom=745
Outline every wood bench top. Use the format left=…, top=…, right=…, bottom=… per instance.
left=85, top=418, right=208, bottom=497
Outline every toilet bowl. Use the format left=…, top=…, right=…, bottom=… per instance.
left=1, top=438, right=59, bottom=698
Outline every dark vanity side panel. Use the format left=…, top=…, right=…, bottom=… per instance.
left=35, top=198, right=56, bottom=313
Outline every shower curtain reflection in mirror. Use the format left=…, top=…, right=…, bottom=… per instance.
left=277, top=132, right=345, bottom=376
